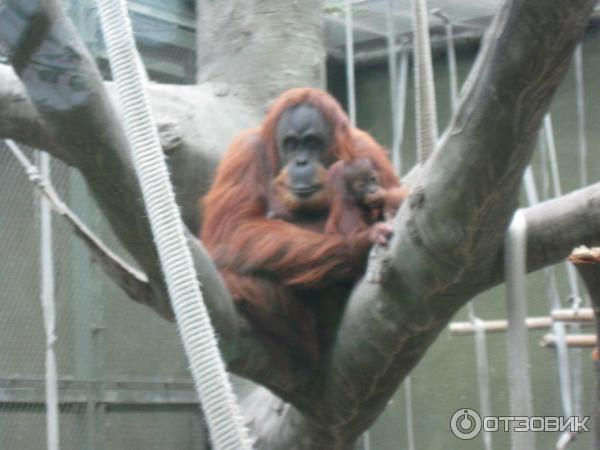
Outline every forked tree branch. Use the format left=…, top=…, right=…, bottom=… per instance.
left=1, top=0, right=599, bottom=448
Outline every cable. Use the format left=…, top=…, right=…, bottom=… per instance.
left=345, top=0, right=356, bottom=126
left=391, top=42, right=409, bottom=175
left=95, top=0, right=251, bottom=448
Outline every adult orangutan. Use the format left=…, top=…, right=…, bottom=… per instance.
left=201, top=88, right=401, bottom=366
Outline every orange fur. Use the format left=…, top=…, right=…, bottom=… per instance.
left=201, top=88, right=402, bottom=363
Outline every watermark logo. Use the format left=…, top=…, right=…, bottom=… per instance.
left=450, top=408, right=482, bottom=440
left=450, top=408, right=590, bottom=440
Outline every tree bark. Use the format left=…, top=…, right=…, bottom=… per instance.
left=196, top=0, right=326, bottom=110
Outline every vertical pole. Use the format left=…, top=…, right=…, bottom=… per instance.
left=505, top=210, right=535, bottom=450
left=37, top=152, right=60, bottom=450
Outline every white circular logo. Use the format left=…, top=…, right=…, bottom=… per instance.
left=450, top=408, right=482, bottom=440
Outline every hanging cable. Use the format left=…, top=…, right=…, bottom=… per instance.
left=574, top=44, right=588, bottom=188
left=505, top=210, right=535, bottom=450
left=411, top=0, right=438, bottom=163
left=36, top=148, right=60, bottom=450
left=345, top=0, right=356, bottom=126
left=95, top=0, right=251, bottom=448
left=572, top=43, right=588, bottom=421
left=386, top=0, right=398, bottom=126
left=431, top=9, right=458, bottom=113
left=391, top=41, right=409, bottom=175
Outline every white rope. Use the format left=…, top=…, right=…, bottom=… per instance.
left=411, top=0, right=438, bottom=163
left=504, top=210, right=535, bottom=450
left=95, top=1, right=251, bottom=448
left=37, top=150, right=60, bottom=450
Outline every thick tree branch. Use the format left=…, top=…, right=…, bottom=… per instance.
left=196, top=0, right=325, bottom=110
left=0, top=62, right=258, bottom=233
left=312, top=0, right=597, bottom=445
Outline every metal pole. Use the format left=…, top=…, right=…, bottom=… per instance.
left=37, top=151, right=60, bottom=450
left=405, top=377, right=416, bottom=450
left=505, top=210, right=535, bottom=450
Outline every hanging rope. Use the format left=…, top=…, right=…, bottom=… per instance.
left=574, top=44, right=588, bottom=188
left=572, top=43, right=588, bottom=421
left=95, top=0, right=251, bottom=448
left=386, top=0, right=398, bottom=126
left=345, top=0, right=356, bottom=126
left=411, top=0, right=438, bottom=163
left=391, top=42, right=409, bottom=175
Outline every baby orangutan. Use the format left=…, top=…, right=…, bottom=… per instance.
left=324, top=157, right=406, bottom=241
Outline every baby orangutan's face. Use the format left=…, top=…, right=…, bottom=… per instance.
left=344, top=159, right=384, bottom=208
